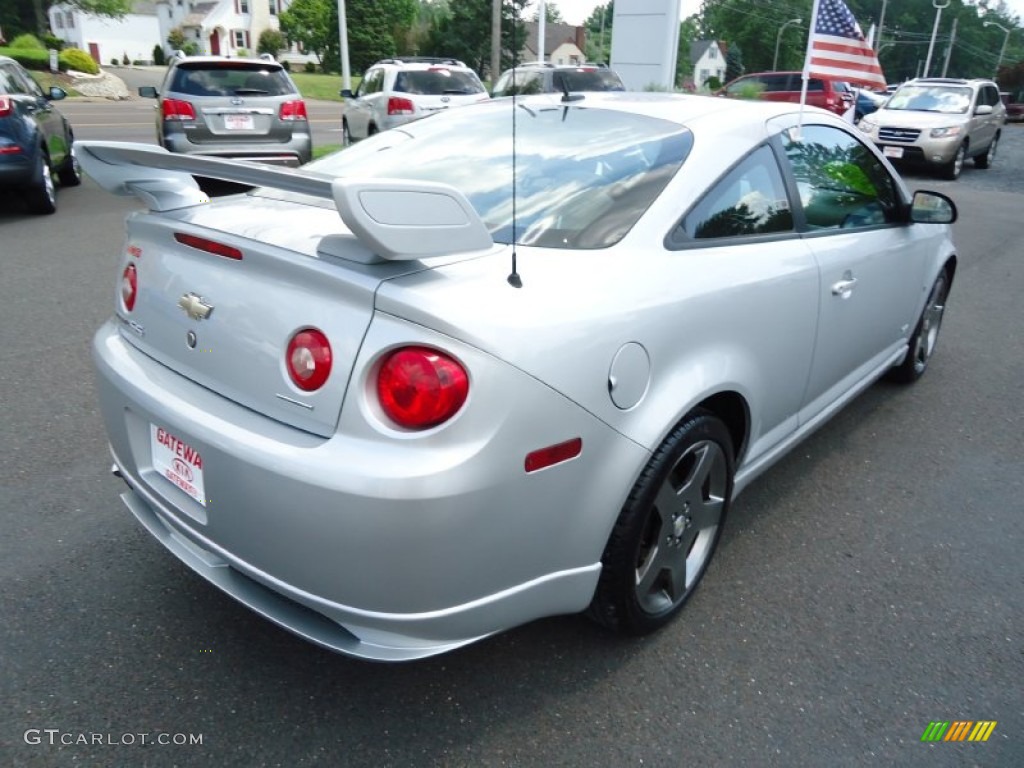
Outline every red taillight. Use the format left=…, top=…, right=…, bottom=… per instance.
left=162, top=98, right=196, bottom=121
left=121, top=263, right=138, bottom=312
left=174, top=233, right=243, bottom=260
left=286, top=329, right=333, bottom=391
left=525, top=438, right=583, bottom=473
left=386, top=96, right=415, bottom=116
left=279, top=99, right=308, bottom=121
left=0, top=96, right=13, bottom=117
left=377, top=346, right=468, bottom=430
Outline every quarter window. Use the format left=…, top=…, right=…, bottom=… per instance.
left=677, top=145, right=793, bottom=241
left=783, top=125, right=900, bottom=230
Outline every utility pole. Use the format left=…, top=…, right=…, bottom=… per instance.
left=491, top=0, right=501, bottom=87
left=941, top=16, right=958, bottom=77
left=337, top=0, right=350, bottom=92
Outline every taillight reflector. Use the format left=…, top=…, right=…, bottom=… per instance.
left=377, top=346, right=468, bottom=430
left=387, top=96, right=415, bottom=116
left=0, top=96, right=12, bottom=117
left=525, top=438, right=582, bottom=473
left=121, top=263, right=138, bottom=312
left=162, top=98, right=196, bottom=121
left=279, top=99, right=308, bottom=121
left=174, top=233, right=243, bottom=260
left=286, top=329, right=333, bottom=391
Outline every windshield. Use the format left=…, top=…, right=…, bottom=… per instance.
left=304, top=101, right=691, bottom=249
left=887, top=85, right=972, bottom=114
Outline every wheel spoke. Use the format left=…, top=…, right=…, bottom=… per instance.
left=690, top=495, right=725, bottom=532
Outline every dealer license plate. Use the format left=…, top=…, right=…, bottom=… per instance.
left=883, top=146, right=904, bottom=159
left=224, top=114, right=254, bottom=131
left=151, top=424, right=206, bottom=506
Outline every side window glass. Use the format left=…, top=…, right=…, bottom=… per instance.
left=783, top=125, right=900, bottom=230
left=678, top=145, right=793, bottom=241
left=0, top=64, right=28, bottom=94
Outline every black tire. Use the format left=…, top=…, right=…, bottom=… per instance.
left=974, top=133, right=998, bottom=169
left=25, top=151, right=57, bottom=215
left=56, top=142, right=82, bottom=187
left=887, top=269, right=950, bottom=384
left=940, top=143, right=966, bottom=180
left=589, top=409, right=734, bottom=635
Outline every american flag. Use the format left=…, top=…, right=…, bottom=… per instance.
left=805, top=0, right=886, bottom=89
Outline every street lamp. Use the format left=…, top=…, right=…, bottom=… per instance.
left=983, top=21, right=1012, bottom=79
left=773, top=18, right=803, bottom=71
left=923, top=0, right=951, bottom=78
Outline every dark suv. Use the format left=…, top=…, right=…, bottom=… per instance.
left=139, top=54, right=311, bottom=166
left=721, top=71, right=854, bottom=116
left=0, top=55, right=81, bottom=214
left=491, top=63, right=625, bottom=97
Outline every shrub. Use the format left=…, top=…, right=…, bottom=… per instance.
left=60, top=47, right=100, bottom=74
left=152, top=45, right=166, bottom=66
left=280, top=60, right=291, bottom=72
left=4, top=49, right=52, bottom=71
left=111, top=57, right=120, bottom=66
left=10, top=34, right=46, bottom=50
left=167, top=27, right=187, bottom=51
left=304, top=61, right=316, bottom=73
left=181, top=41, right=200, bottom=56
left=122, top=52, right=130, bottom=65
left=41, top=34, right=64, bottom=52
left=258, top=29, right=286, bottom=57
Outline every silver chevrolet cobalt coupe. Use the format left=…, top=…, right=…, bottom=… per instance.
left=81, top=92, right=957, bottom=661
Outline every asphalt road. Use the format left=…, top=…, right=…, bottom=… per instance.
left=1, top=116, right=1022, bottom=767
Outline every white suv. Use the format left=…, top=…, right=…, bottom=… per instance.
left=341, top=57, right=489, bottom=143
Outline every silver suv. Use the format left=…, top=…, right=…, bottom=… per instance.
left=858, top=77, right=1005, bottom=180
left=139, top=54, right=312, bottom=167
left=341, top=57, right=489, bottom=143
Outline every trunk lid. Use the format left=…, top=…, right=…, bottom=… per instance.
left=117, top=194, right=421, bottom=437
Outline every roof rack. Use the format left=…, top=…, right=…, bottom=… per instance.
left=375, top=57, right=467, bottom=67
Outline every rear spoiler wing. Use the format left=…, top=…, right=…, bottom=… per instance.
left=75, top=141, right=494, bottom=262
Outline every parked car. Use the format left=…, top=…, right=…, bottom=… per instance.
left=341, top=57, right=489, bottom=144
left=79, top=92, right=957, bottom=661
left=854, top=87, right=888, bottom=122
left=857, top=77, right=1006, bottom=180
left=720, top=71, right=855, bottom=116
left=490, top=62, right=626, bottom=97
left=0, top=55, right=81, bottom=214
left=138, top=53, right=311, bottom=166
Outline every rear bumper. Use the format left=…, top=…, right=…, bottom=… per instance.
left=161, top=132, right=312, bottom=166
left=93, top=318, right=646, bottom=660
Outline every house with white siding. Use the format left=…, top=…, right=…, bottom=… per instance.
left=49, top=1, right=162, bottom=66
left=688, top=40, right=727, bottom=90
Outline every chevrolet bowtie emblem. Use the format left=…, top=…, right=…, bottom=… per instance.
left=178, top=292, right=214, bottom=321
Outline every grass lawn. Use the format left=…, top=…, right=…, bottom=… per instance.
left=289, top=71, right=360, bottom=102
left=313, top=144, right=343, bottom=159
left=28, top=70, right=82, bottom=96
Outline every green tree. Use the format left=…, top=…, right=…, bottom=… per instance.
left=279, top=0, right=416, bottom=73
left=423, top=0, right=528, bottom=78
left=532, top=1, right=564, bottom=24
left=583, top=2, right=612, bottom=64
left=258, top=28, right=287, bottom=58
left=725, top=41, right=744, bottom=81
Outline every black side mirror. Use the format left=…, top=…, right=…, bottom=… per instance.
left=138, top=86, right=158, bottom=98
left=910, top=190, right=957, bottom=224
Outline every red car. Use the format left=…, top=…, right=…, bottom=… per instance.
left=721, top=71, right=854, bottom=116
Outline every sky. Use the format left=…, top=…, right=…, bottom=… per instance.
left=538, top=0, right=1024, bottom=28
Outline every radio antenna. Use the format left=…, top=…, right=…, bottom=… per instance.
left=507, top=5, right=522, bottom=288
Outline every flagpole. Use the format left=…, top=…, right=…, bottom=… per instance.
left=798, top=0, right=823, bottom=139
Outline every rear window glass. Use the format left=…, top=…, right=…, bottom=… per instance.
left=551, top=69, right=625, bottom=93
left=305, top=102, right=691, bottom=249
left=170, top=64, right=296, bottom=97
left=393, top=69, right=484, bottom=95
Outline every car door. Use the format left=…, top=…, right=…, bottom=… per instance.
left=666, top=143, right=819, bottom=466
left=777, top=123, right=931, bottom=425
left=346, top=67, right=383, bottom=139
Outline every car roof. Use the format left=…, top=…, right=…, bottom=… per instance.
left=170, top=55, right=285, bottom=68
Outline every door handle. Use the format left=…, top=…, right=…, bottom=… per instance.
left=831, top=277, right=858, bottom=298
